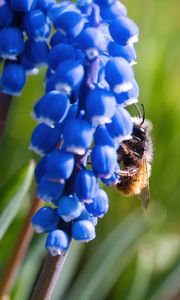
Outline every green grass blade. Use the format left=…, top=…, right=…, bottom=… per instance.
left=65, top=210, right=151, bottom=300
left=0, top=160, right=35, bottom=240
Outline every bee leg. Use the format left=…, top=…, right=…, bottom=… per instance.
left=119, top=166, right=138, bottom=177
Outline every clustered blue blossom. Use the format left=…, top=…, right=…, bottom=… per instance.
left=30, top=0, right=140, bottom=256
left=0, top=0, right=56, bottom=95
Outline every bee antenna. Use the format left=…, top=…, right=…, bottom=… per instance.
left=134, top=104, right=142, bottom=119
left=140, top=103, right=145, bottom=125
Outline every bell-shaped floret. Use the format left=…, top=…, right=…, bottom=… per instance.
left=109, top=16, right=139, bottom=46
left=23, top=9, right=51, bottom=40
left=85, top=189, right=109, bottom=217
left=21, top=54, right=39, bottom=75
left=55, top=60, right=84, bottom=95
left=0, top=27, right=24, bottom=60
left=91, top=145, right=117, bottom=178
left=75, top=208, right=98, bottom=226
left=32, top=206, right=59, bottom=233
left=48, top=44, right=76, bottom=71
left=105, top=57, right=134, bottom=93
left=108, top=42, right=137, bottom=65
left=94, top=125, right=115, bottom=147
left=35, top=156, right=47, bottom=183
left=54, top=11, right=85, bottom=38
left=79, top=27, right=107, bottom=60
left=106, top=107, right=133, bottom=142
left=99, top=1, right=127, bottom=22
left=101, top=162, right=120, bottom=185
left=115, top=79, right=139, bottom=106
left=62, top=118, right=93, bottom=155
left=86, top=88, right=116, bottom=125
left=0, top=63, right=26, bottom=96
left=45, top=229, right=70, bottom=256
left=48, top=2, right=78, bottom=23
left=72, top=220, right=96, bottom=242
left=46, top=149, right=75, bottom=181
left=0, top=2, right=14, bottom=27
left=33, top=91, right=70, bottom=126
left=58, top=196, right=83, bottom=222
left=37, top=175, right=64, bottom=202
left=11, top=0, right=37, bottom=11
left=25, top=39, right=49, bottom=66
left=75, top=170, right=98, bottom=203
left=29, top=123, right=60, bottom=156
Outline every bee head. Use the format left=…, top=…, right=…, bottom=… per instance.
left=133, top=125, right=146, bottom=141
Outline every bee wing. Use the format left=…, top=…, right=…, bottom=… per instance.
left=140, top=155, right=150, bottom=209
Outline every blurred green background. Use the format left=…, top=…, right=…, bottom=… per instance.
left=0, top=0, right=180, bottom=299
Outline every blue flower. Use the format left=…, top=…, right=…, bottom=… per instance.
left=32, top=206, right=60, bottom=233
left=75, top=208, right=98, bottom=226
left=48, top=44, right=76, bottom=71
left=85, top=188, right=109, bottom=217
left=0, top=63, right=26, bottom=96
left=57, top=195, right=83, bottom=222
left=34, top=156, right=47, bottom=183
left=72, top=220, right=96, bottom=242
left=45, top=229, right=70, bottom=256
left=75, top=170, right=98, bottom=203
left=99, top=1, right=127, bottom=22
left=91, top=145, right=117, bottom=178
left=85, top=88, right=116, bottom=124
left=29, top=123, right=60, bottom=156
left=94, top=125, right=115, bottom=147
left=37, top=175, right=65, bottom=202
left=0, top=2, right=14, bottom=27
left=108, top=41, right=137, bottom=65
left=62, top=118, right=93, bottom=155
left=0, top=27, right=24, bottom=60
left=46, top=149, right=75, bottom=182
left=25, top=39, right=49, bottom=66
left=109, top=16, right=139, bottom=46
left=33, top=91, right=70, bottom=126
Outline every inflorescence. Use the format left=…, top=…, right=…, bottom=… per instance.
left=29, top=0, right=140, bottom=256
left=0, top=0, right=56, bottom=95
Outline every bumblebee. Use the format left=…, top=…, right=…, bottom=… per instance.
left=116, top=107, right=153, bottom=209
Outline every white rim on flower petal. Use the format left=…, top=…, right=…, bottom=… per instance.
left=113, top=82, right=133, bottom=93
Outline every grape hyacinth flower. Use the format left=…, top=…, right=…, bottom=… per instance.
left=0, top=0, right=54, bottom=95
left=30, top=0, right=141, bottom=256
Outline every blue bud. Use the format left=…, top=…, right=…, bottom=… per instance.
left=86, top=88, right=116, bottom=124
left=85, top=189, right=109, bottom=217
left=75, top=208, right=98, bottom=226
left=91, top=145, right=117, bottom=178
left=35, top=156, right=47, bottom=183
left=32, top=206, right=59, bottom=233
left=72, top=220, right=96, bottom=242
left=23, top=9, right=51, bottom=40
left=75, top=170, right=98, bottom=203
left=0, top=2, right=14, bottom=27
left=33, top=91, right=70, bottom=126
left=29, top=123, right=60, bottom=156
left=105, top=57, right=134, bottom=93
left=99, top=1, right=127, bottom=22
left=11, top=0, right=37, bottom=11
left=55, top=60, right=84, bottom=95
left=62, top=118, right=93, bottom=155
left=115, top=79, right=139, bottom=106
left=48, top=2, right=77, bottom=23
left=106, top=107, right=133, bottom=142
left=50, top=31, right=68, bottom=48
left=0, top=63, right=26, bottom=96
left=46, top=149, right=75, bottom=181
left=0, top=27, right=24, bottom=60
left=48, top=44, right=76, bottom=71
left=25, top=39, right=49, bottom=66
left=108, top=42, right=137, bottom=65
left=45, top=229, right=70, bottom=256
left=37, top=175, right=64, bottom=202
left=54, top=11, right=85, bottom=38
left=109, top=16, right=139, bottom=46
left=79, top=27, right=107, bottom=60
left=36, top=0, right=55, bottom=12
left=58, top=195, right=83, bottom=222
left=94, top=125, right=115, bottom=147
